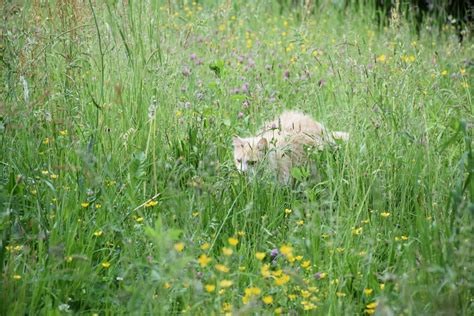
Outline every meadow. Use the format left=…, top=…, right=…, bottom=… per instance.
left=1, top=0, right=473, bottom=315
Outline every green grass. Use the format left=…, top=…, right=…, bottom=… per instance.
left=1, top=0, right=473, bottom=315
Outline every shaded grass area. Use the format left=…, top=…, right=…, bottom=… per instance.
left=1, top=1, right=473, bottom=315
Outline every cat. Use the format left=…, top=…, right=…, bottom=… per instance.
left=232, top=110, right=349, bottom=182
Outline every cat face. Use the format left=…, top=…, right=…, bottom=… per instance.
left=232, top=137, right=268, bottom=173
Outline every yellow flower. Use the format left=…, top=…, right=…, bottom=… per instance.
left=408, top=55, right=416, bottom=62
left=295, top=255, right=303, bottom=261
left=460, top=68, right=466, bottom=75
left=174, top=242, right=185, bottom=252
left=205, top=284, right=216, bottom=293
left=50, top=174, right=58, bottom=180
left=175, top=111, right=183, bottom=118
left=280, top=244, right=293, bottom=256
left=364, top=288, right=373, bottom=296
left=43, top=137, right=50, bottom=145
left=365, top=309, right=375, bottom=314
left=262, top=295, right=273, bottom=304
left=380, top=211, right=390, bottom=217
left=441, top=70, right=448, bottom=76
left=352, top=227, right=363, bottom=235
left=361, top=219, right=370, bottom=224
left=462, top=82, right=470, bottom=88
left=380, top=283, right=385, bottom=290
left=13, top=274, right=22, bottom=280
left=274, top=273, right=290, bottom=286
left=201, top=242, right=210, bottom=250
left=336, top=247, right=345, bottom=253
left=284, top=208, right=292, bottom=215
left=261, top=264, right=271, bottom=278
left=228, top=237, right=239, bottom=246
left=222, top=247, right=233, bottom=256
left=136, top=216, right=144, bottom=223
left=101, top=261, right=111, bottom=269
left=93, top=230, right=103, bottom=237
left=255, top=252, right=266, bottom=260
left=41, top=170, right=49, bottom=175
left=300, top=290, right=311, bottom=298
left=296, top=220, right=304, bottom=225
left=215, top=264, right=230, bottom=273
left=144, top=200, right=158, bottom=207
left=65, top=256, right=73, bottom=263
left=288, top=293, right=297, bottom=300
left=318, top=272, right=327, bottom=279
left=198, top=254, right=212, bottom=267
left=376, top=54, right=386, bottom=63
left=275, top=307, right=282, bottom=314
left=271, top=269, right=283, bottom=277
left=366, top=302, right=378, bottom=309
left=221, top=302, right=232, bottom=312
left=336, top=291, right=346, bottom=297
left=95, top=203, right=102, bottom=209
left=239, top=266, right=246, bottom=272
left=164, top=282, right=171, bottom=289
left=301, top=260, right=311, bottom=269
left=219, top=280, right=233, bottom=288
left=81, top=202, right=90, bottom=208
left=401, top=235, right=408, bottom=241
left=59, top=130, right=68, bottom=136
left=192, top=211, right=199, bottom=217
left=237, top=230, right=245, bottom=236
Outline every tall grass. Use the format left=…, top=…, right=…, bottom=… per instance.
left=1, top=0, right=472, bottom=315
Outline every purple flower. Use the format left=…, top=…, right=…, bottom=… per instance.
left=237, top=112, right=244, bottom=119
left=318, top=79, right=326, bottom=87
left=232, top=87, right=240, bottom=94
left=237, top=55, right=244, bottom=63
left=190, top=53, right=197, bottom=60
left=242, top=100, right=250, bottom=108
left=241, top=83, right=249, bottom=93
left=195, top=58, right=204, bottom=66
left=314, top=272, right=323, bottom=279
left=271, top=248, right=279, bottom=258
left=270, top=123, right=277, bottom=130
left=283, top=70, right=290, bottom=80
left=248, top=58, right=255, bottom=67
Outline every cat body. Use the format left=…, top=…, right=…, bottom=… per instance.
left=232, top=111, right=349, bottom=182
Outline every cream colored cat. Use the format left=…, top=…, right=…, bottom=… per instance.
left=232, top=110, right=349, bottom=182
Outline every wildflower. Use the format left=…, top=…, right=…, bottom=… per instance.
left=201, top=242, right=210, bottom=250
left=263, top=295, right=273, bottom=304
left=271, top=269, right=283, bottom=277
left=301, top=290, right=311, bottom=298
left=192, top=211, right=199, bottom=217
left=81, top=202, right=90, bottom=208
left=336, top=291, right=346, bottom=297
left=13, top=274, right=22, bottom=280
left=237, top=112, right=244, bottom=119
left=222, top=247, right=233, bottom=256
left=43, top=137, right=50, bottom=145
left=95, top=203, right=102, bottom=209
left=198, top=254, right=212, bottom=267
left=59, top=130, right=68, bottom=136
left=219, top=280, right=233, bottom=288
left=365, top=309, right=375, bottom=314
left=280, top=244, right=293, bottom=256
left=41, top=170, right=49, bottom=175
left=295, top=255, right=303, bottom=261
left=93, top=230, right=103, bottom=237
left=221, top=302, right=232, bottom=312
left=144, top=200, right=158, bottom=207
left=164, top=282, right=171, bottom=289
left=65, top=256, right=73, bottom=263
left=336, top=247, right=345, bottom=253
left=174, top=242, right=185, bottom=252
left=261, top=264, right=271, bottom=278
left=284, top=208, right=292, bottom=215
left=364, top=288, right=373, bottom=296
left=352, top=227, right=363, bottom=235
left=380, top=211, right=390, bottom=217
left=136, top=216, right=144, bottom=223
left=176, top=111, right=183, bottom=118
left=256, top=252, right=266, bottom=260
left=441, top=70, right=448, bottom=76
left=314, top=272, right=327, bottom=279
left=301, top=260, right=311, bottom=269
left=271, top=248, right=279, bottom=257
left=460, top=68, right=466, bottom=76
left=301, top=301, right=317, bottom=310
left=275, top=307, right=283, bottom=314
left=274, top=273, right=290, bottom=286
left=288, top=293, right=297, bottom=300
left=359, top=251, right=367, bottom=256
left=380, top=283, right=385, bottom=290
left=205, top=284, right=216, bottom=293
left=237, top=231, right=245, bottom=236
left=101, top=261, right=111, bottom=269
left=296, top=220, right=304, bottom=225
left=462, top=82, right=470, bottom=88
left=215, top=264, right=230, bottom=273
left=401, top=235, right=408, bottom=241
left=376, top=54, right=386, bottom=63
left=228, top=237, right=239, bottom=246
left=367, top=302, right=378, bottom=309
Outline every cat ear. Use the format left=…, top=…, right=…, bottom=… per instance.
left=233, top=136, right=243, bottom=147
left=257, top=137, right=268, bottom=151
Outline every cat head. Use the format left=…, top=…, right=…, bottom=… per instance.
left=232, top=136, right=268, bottom=173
